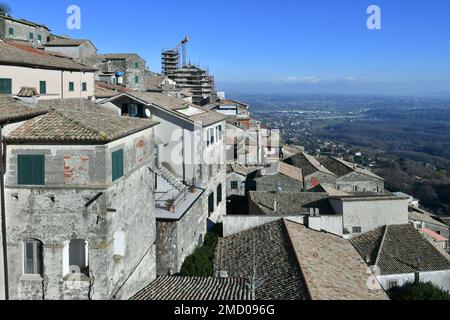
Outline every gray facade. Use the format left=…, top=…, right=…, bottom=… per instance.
left=2, top=129, right=157, bottom=300
left=4, top=15, right=50, bottom=44
left=156, top=195, right=206, bottom=276
left=254, top=173, right=304, bottom=193
left=304, top=172, right=336, bottom=190
left=336, top=172, right=384, bottom=193
left=227, top=172, right=246, bottom=197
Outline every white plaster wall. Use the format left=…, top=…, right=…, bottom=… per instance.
left=378, top=270, right=450, bottom=293
left=0, top=65, right=94, bottom=99
left=338, top=198, right=409, bottom=236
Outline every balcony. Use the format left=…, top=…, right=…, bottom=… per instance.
left=154, top=174, right=204, bottom=221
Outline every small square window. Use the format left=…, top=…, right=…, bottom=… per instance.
left=231, top=181, right=238, bottom=190
left=8, top=27, right=14, bottom=36
left=18, top=155, right=45, bottom=186
left=69, top=82, right=75, bottom=92
left=82, top=82, right=87, bottom=92
left=352, top=226, right=362, bottom=234
left=134, top=62, right=139, bottom=69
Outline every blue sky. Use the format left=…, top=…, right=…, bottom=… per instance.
left=7, top=0, right=450, bottom=97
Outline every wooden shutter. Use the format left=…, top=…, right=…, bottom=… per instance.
left=39, top=81, right=46, bottom=95
left=217, top=184, right=222, bottom=205
left=18, top=155, right=45, bottom=185
left=0, top=79, right=12, bottom=94
left=112, top=150, right=124, bottom=181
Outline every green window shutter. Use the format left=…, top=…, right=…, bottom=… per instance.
left=112, top=149, right=124, bottom=182
left=134, top=76, right=139, bottom=84
left=18, top=155, right=45, bottom=186
left=0, top=79, right=12, bottom=94
left=29, top=33, right=34, bottom=40
left=37, top=34, right=42, bottom=42
left=134, top=62, right=139, bottom=69
left=39, top=81, right=46, bottom=95
left=8, top=27, right=14, bottom=35
left=69, top=82, right=74, bottom=91
left=217, top=184, right=222, bottom=205
left=82, top=82, right=87, bottom=92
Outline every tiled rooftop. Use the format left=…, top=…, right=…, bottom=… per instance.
left=132, top=277, right=252, bottom=300
left=214, top=220, right=309, bottom=300
left=0, top=41, right=96, bottom=72
left=351, top=224, right=450, bottom=275
left=249, top=191, right=335, bottom=216
left=6, top=99, right=158, bottom=144
left=0, top=95, right=48, bottom=125
left=285, top=220, right=388, bottom=300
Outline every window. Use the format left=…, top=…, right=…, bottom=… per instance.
left=218, top=125, right=223, bottom=140
left=8, top=27, right=14, bottom=35
left=134, top=62, right=139, bottom=69
left=37, top=34, right=42, bottom=42
left=39, top=81, right=46, bottom=95
left=82, top=82, right=87, bottom=92
left=23, top=239, right=43, bottom=275
left=68, top=239, right=89, bottom=276
left=353, top=186, right=358, bottom=192
left=387, top=281, right=398, bottom=290
left=68, top=82, right=75, bottom=92
left=29, top=32, right=34, bottom=40
left=208, top=193, right=215, bottom=217
left=352, top=226, right=362, bottom=234
left=0, top=78, right=12, bottom=94
left=210, top=128, right=215, bottom=144
left=231, top=181, right=238, bottom=190
left=217, top=184, right=223, bottom=205
left=18, top=155, right=45, bottom=186
left=208, top=165, right=213, bottom=177
left=112, top=149, right=124, bottom=181
left=134, top=76, right=139, bottom=84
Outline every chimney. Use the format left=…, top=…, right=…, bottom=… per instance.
left=0, top=11, right=6, bottom=40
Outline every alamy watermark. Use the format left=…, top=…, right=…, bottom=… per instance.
left=367, top=4, right=382, bottom=30
left=66, top=5, right=81, bottom=30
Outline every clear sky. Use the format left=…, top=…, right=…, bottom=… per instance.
left=6, top=0, right=450, bottom=97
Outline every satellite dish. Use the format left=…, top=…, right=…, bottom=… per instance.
left=144, top=108, right=151, bottom=118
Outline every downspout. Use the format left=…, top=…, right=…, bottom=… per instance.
left=182, top=129, right=186, bottom=184
left=61, top=71, right=64, bottom=99
left=0, top=125, right=9, bottom=300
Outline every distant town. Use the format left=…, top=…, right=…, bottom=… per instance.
left=0, top=6, right=449, bottom=302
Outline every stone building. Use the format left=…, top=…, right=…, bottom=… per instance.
left=43, top=37, right=97, bottom=64
left=319, top=156, right=384, bottom=193
left=251, top=161, right=304, bottom=193
left=0, top=95, right=49, bottom=300
left=99, top=92, right=227, bottom=274
left=214, top=219, right=387, bottom=300
left=1, top=13, right=50, bottom=44
left=0, top=40, right=96, bottom=99
left=85, top=53, right=148, bottom=92
left=1, top=99, right=159, bottom=300
left=284, top=152, right=336, bottom=190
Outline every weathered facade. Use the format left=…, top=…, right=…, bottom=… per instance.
left=156, top=195, right=205, bottom=276
left=2, top=100, right=159, bottom=300
left=3, top=14, right=50, bottom=44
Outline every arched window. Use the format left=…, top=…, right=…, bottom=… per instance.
left=23, top=239, right=43, bottom=275
left=63, top=239, right=89, bottom=277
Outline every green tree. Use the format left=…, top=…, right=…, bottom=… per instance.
left=395, top=282, right=450, bottom=300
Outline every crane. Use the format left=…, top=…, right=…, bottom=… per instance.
left=174, top=36, right=191, bottom=68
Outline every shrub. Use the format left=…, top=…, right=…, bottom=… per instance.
left=394, top=282, right=450, bottom=300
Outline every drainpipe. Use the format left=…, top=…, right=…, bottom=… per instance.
left=0, top=125, right=9, bottom=300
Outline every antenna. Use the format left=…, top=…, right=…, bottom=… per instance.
left=248, top=238, right=267, bottom=300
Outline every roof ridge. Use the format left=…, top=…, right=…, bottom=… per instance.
left=281, top=219, right=312, bottom=300
left=51, top=108, right=106, bottom=139
left=374, top=225, right=388, bottom=268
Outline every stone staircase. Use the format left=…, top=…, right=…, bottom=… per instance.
left=157, top=165, right=185, bottom=192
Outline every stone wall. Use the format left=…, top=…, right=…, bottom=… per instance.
left=304, top=172, right=336, bottom=190
left=336, top=172, right=384, bottom=193
left=156, top=195, right=205, bottom=276
left=0, top=12, right=5, bottom=40
left=5, top=18, right=50, bottom=43
left=3, top=128, right=157, bottom=300
left=255, top=173, right=304, bottom=193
